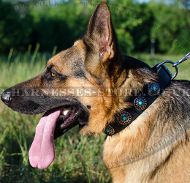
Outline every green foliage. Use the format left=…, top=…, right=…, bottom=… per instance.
left=0, top=0, right=190, bottom=54
left=150, top=1, right=190, bottom=54
left=110, top=0, right=154, bottom=53
left=29, top=2, right=89, bottom=52
left=0, top=0, right=33, bottom=52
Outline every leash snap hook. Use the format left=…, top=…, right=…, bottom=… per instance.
left=155, top=52, right=190, bottom=80
left=171, top=52, right=190, bottom=79
left=171, top=62, right=179, bottom=80
left=173, top=52, right=190, bottom=67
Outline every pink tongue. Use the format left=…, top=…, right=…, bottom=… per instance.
left=29, top=110, right=61, bottom=169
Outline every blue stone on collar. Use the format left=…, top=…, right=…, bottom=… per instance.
left=104, top=81, right=166, bottom=136
left=147, top=82, right=161, bottom=96
left=134, top=96, right=148, bottom=111
left=115, top=110, right=132, bottom=125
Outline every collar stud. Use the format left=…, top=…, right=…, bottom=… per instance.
left=104, top=125, right=115, bottom=136
left=134, top=96, right=148, bottom=111
left=147, top=82, right=161, bottom=96
left=115, top=111, right=132, bottom=125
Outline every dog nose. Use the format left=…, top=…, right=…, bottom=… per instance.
left=1, top=90, right=12, bottom=105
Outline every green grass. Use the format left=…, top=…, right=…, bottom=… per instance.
left=0, top=52, right=190, bottom=183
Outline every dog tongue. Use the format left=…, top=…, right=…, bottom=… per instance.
left=29, top=110, right=61, bottom=169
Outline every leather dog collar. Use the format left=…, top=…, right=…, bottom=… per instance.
left=104, top=63, right=172, bottom=136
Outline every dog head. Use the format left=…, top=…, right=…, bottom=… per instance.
left=1, top=2, right=126, bottom=135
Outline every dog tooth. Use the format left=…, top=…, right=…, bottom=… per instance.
left=63, top=110, right=69, bottom=116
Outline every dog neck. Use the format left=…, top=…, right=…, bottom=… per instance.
left=104, top=60, right=172, bottom=136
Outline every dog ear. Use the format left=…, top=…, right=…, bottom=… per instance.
left=85, top=2, right=118, bottom=63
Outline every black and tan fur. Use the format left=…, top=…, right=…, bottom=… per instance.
left=2, top=2, right=190, bottom=183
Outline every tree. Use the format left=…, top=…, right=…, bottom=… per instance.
left=0, top=0, right=33, bottom=52
left=150, top=1, right=190, bottom=53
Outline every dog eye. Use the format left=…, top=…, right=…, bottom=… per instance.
left=51, top=72, right=56, bottom=77
left=43, top=70, right=57, bottom=81
left=43, top=66, right=67, bottom=81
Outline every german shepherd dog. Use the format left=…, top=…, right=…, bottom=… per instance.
left=1, top=2, right=190, bottom=183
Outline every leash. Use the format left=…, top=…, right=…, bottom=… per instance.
left=155, top=52, right=190, bottom=80
left=104, top=52, right=190, bottom=136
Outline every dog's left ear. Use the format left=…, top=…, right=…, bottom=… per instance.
left=85, top=2, right=119, bottom=62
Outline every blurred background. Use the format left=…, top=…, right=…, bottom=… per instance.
left=1, top=0, right=190, bottom=54
left=0, top=0, right=190, bottom=182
